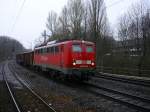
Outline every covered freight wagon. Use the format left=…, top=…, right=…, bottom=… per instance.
left=16, top=51, right=33, bottom=66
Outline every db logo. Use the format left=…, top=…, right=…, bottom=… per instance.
left=41, top=56, right=48, bottom=61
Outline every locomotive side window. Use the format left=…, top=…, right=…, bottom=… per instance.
left=35, top=50, right=37, bottom=54
left=44, top=48, right=47, bottom=53
left=55, top=46, right=59, bottom=53
left=49, top=47, right=51, bottom=53
left=47, top=47, right=50, bottom=53
left=40, top=49, right=42, bottom=54
left=86, top=45, right=93, bottom=53
left=72, top=44, right=82, bottom=52
left=47, top=48, right=49, bottom=53
left=49, top=47, right=54, bottom=54
left=41, top=49, right=43, bottom=54
left=42, top=49, right=44, bottom=54
left=61, top=45, right=64, bottom=52
left=43, top=48, right=46, bottom=54
left=52, top=47, right=54, bottom=53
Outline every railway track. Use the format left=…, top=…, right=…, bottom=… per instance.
left=1, top=64, right=22, bottom=112
left=7, top=62, right=57, bottom=112
left=84, top=82, right=150, bottom=112
left=11, top=61, right=150, bottom=112
left=95, top=73, right=150, bottom=87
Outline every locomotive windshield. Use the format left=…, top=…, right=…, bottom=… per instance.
left=72, top=44, right=82, bottom=52
left=86, top=45, right=93, bottom=53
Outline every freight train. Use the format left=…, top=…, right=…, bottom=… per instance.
left=16, top=40, right=96, bottom=80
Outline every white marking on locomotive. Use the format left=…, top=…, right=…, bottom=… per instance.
left=75, top=60, right=92, bottom=64
left=76, top=60, right=82, bottom=64
left=41, top=56, right=48, bottom=61
left=86, top=60, right=91, bottom=64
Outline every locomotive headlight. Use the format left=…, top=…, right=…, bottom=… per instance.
left=91, top=62, right=95, bottom=66
left=73, top=62, right=76, bottom=66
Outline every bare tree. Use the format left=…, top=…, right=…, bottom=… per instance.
left=117, top=1, right=150, bottom=75
left=88, top=0, right=106, bottom=42
left=46, top=11, right=58, bottom=37
left=88, top=0, right=109, bottom=64
left=117, top=14, right=131, bottom=56
left=68, top=0, right=84, bottom=39
left=59, top=5, right=70, bottom=39
left=82, top=2, right=89, bottom=40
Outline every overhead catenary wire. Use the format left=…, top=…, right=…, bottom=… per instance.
left=11, top=0, right=26, bottom=34
left=9, top=0, right=125, bottom=37
left=10, top=0, right=123, bottom=34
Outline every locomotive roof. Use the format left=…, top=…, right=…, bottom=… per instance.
left=35, top=40, right=94, bottom=50
left=17, top=51, right=33, bottom=55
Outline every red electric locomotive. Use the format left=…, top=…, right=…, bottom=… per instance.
left=33, top=40, right=96, bottom=79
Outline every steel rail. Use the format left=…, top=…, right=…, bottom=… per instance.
left=12, top=61, right=150, bottom=111
left=95, top=73, right=150, bottom=87
left=84, top=82, right=150, bottom=112
left=8, top=63, right=57, bottom=112
left=2, top=64, right=21, bottom=112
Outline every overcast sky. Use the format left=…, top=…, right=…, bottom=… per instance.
left=0, top=0, right=147, bottom=49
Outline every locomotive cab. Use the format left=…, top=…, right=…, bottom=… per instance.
left=68, top=40, right=96, bottom=78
